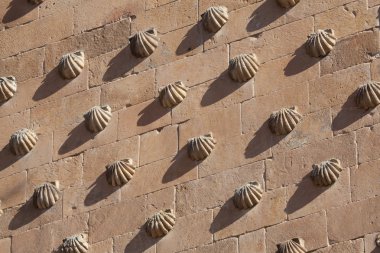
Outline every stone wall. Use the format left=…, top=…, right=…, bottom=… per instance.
left=0, top=0, right=379, bottom=252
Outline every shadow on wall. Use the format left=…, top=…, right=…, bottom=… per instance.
left=284, top=46, right=320, bottom=76
left=102, top=45, right=145, bottom=83
left=176, top=22, right=212, bottom=56
left=201, top=70, right=249, bottom=107
left=84, top=171, right=119, bottom=207
left=245, top=121, right=285, bottom=159
left=209, top=198, right=249, bottom=234
left=58, top=121, right=97, bottom=155
left=124, top=228, right=161, bottom=253
left=246, top=0, right=287, bottom=32
left=33, top=67, right=73, bottom=101
left=2, top=0, right=38, bottom=24
left=332, top=91, right=372, bottom=132
left=162, top=145, right=198, bottom=183
left=137, top=99, right=170, bottom=127
left=0, top=145, right=22, bottom=171
left=285, top=174, right=328, bottom=215
left=8, top=197, right=49, bottom=230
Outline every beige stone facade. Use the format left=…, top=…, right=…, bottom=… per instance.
left=0, top=0, right=379, bottom=252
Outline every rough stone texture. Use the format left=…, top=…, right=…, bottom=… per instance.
left=185, top=238, right=238, bottom=253
left=364, top=233, right=380, bottom=253
left=351, top=160, right=380, bottom=202
left=0, top=238, right=11, bottom=253
left=357, top=124, right=380, bottom=163
left=0, top=172, right=26, bottom=209
left=239, top=229, right=266, bottom=253
left=314, top=239, right=364, bottom=253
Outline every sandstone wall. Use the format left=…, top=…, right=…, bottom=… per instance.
left=0, top=0, right=380, bottom=252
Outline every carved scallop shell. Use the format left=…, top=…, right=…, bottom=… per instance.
left=233, top=181, right=263, bottom=209
left=229, top=54, right=260, bottom=82
left=129, top=28, right=159, bottom=58
left=106, top=159, right=136, bottom=186
left=376, top=234, right=380, bottom=247
left=33, top=181, right=60, bottom=209
left=356, top=82, right=380, bottom=110
left=9, top=128, right=38, bottom=156
left=201, top=6, right=229, bottom=33
left=187, top=133, right=216, bottom=161
left=311, top=159, right=342, bottom=186
left=305, top=29, right=336, bottom=57
left=277, top=0, right=300, bottom=8
left=83, top=105, right=112, bottom=133
left=0, top=76, right=17, bottom=103
left=59, top=51, right=85, bottom=79
left=146, top=209, right=176, bottom=238
left=61, top=234, right=89, bottom=253
left=269, top=107, right=302, bottom=135
left=159, top=81, right=188, bottom=108
left=277, top=238, right=307, bottom=253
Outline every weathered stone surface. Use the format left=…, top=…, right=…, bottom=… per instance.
left=327, top=196, right=380, bottom=243
left=0, top=172, right=26, bottom=209
left=314, top=239, right=364, bottom=253
left=239, top=229, right=266, bottom=253
left=0, top=238, right=11, bottom=253
left=364, top=233, right=380, bottom=253
left=185, top=238, right=238, bottom=253
left=266, top=211, right=328, bottom=252
left=199, top=0, right=261, bottom=12
left=0, top=0, right=38, bottom=29
left=212, top=187, right=286, bottom=240
left=176, top=161, right=265, bottom=216
left=357, top=124, right=380, bottom=163
left=351, top=159, right=380, bottom=201
left=114, top=229, right=156, bottom=253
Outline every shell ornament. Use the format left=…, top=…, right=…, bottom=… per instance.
left=61, top=234, right=89, bottom=253
left=33, top=181, right=60, bottom=209
left=311, top=159, right=342, bottom=187
left=83, top=105, right=112, bottom=133
left=269, top=107, right=302, bottom=135
left=228, top=54, right=260, bottom=82
left=356, top=82, right=380, bottom=110
left=59, top=51, right=85, bottom=79
left=277, top=238, right=307, bottom=253
left=129, top=28, right=159, bottom=58
left=9, top=128, right=38, bottom=156
left=146, top=209, right=176, bottom=238
left=233, top=181, right=263, bottom=209
left=187, top=133, right=217, bottom=161
left=277, top=0, right=300, bottom=8
left=106, top=159, right=136, bottom=186
left=376, top=234, right=380, bottom=247
left=305, top=29, right=336, bottom=58
left=201, top=6, right=229, bottom=33
left=159, top=81, right=188, bottom=108
left=0, top=76, right=17, bottom=103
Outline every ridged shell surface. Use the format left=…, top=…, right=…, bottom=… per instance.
left=376, top=234, right=380, bottom=247
left=306, top=29, right=336, bottom=57
left=129, top=28, right=159, bottom=58
left=269, top=107, right=302, bottom=135
left=277, top=238, right=307, bottom=253
left=187, top=133, right=217, bottom=161
left=59, top=51, right=85, bottom=79
left=106, top=159, right=136, bottom=186
left=9, top=128, right=38, bottom=156
left=159, top=81, right=188, bottom=108
left=277, top=0, right=300, bottom=8
left=229, top=54, right=260, bottom=82
left=33, top=182, right=60, bottom=209
left=0, top=76, right=17, bottom=103
left=61, top=234, right=89, bottom=253
left=356, top=82, right=380, bottom=110
left=201, top=6, right=229, bottom=33
left=146, top=209, right=176, bottom=238
left=233, top=181, right=263, bottom=209
left=311, top=159, right=342, bottom=186
left=84, top=105, right=112, bottom=133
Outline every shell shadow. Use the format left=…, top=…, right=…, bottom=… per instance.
left=246, top=0, right=287, bottom=33
left=33, top=66, right=73, bottom=101
left=84, top=171, right=119, bottom=207
left=332, top=91, right=372, bottom=132
left=137, top=99, right=170, bottom=127
left=58, top=121, right=97, bottom=155
left=209, top=197, right=249, bottom=234
left=102, top=45, right=145, bottom=83
left=201, top=70, right=247, bottom=107
left=2, top=0, right=38, bottom=24
left=284, top=46, right=320, bottom=76
left=0, top=144, right=22, bottom=171
left=176, top=22, right=212, bottom=56
left=124, top=228, right=161, bottom=253
left=162, top=145, right=198, bottom=183
left=284, top=173, right=328, bottom=215
left=245, top=121, right=285, bottom=159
